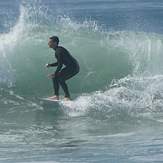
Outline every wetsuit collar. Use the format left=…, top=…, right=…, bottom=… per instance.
left=54, top=45, right=59, bottom=51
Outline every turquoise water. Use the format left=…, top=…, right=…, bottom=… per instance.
left=1, top=0, right=163, bottom=162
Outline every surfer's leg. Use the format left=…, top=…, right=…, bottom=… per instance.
left=59, top=80, right=70, bottom=98
left=58, top=70, right=74, bottom=98
left=52, top=76, right=60, bottom=96
left=58, top=66, right=79, bottom=100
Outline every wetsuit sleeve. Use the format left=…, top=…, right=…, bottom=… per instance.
left=54, top=51, right=63, bottom=75
left=49, top=62, right=58, bottom=67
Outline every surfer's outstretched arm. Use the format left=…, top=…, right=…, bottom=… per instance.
left=46, top=62, right=58, bottom=68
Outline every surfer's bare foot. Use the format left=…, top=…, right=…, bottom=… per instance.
left=48, top=95, right=59, bottom=100
left=62, top=97, right=71, bottom=101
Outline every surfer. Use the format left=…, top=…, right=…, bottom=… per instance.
left=46, top=36, right=80, bottom=101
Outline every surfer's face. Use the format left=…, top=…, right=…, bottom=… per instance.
left=48, top=39, right=57, bottom=49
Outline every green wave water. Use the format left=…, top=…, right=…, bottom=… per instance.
left=1, top=4, right=163, bottom=114
left=1, top=2, right=163, bottom=163
left=0, top=3, right=163, bottom=123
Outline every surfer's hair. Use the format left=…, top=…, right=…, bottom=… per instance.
left=50, top=36, right=59, bottom=45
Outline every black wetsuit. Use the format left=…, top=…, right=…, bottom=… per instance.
left=49, top=46, right=79, bottom=98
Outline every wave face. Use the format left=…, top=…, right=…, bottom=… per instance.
left=1, top=1, right=163, bottom=124
left=1, top=1, right=163, bottom=163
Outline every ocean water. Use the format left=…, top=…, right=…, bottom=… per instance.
left=1, top=0, right=163, bottom=162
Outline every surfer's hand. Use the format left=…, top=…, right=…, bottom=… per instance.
left=47, top=74, right=55, bottom=78
left=46, top=63, right=50, bottom=68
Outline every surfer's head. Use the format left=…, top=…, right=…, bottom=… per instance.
left=48, top=36, right=59, bottom=49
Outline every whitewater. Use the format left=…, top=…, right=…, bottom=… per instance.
left=1, top=0, right=163, bottom=162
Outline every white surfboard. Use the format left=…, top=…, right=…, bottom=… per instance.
left=34, top=97, right=62, bottom=104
